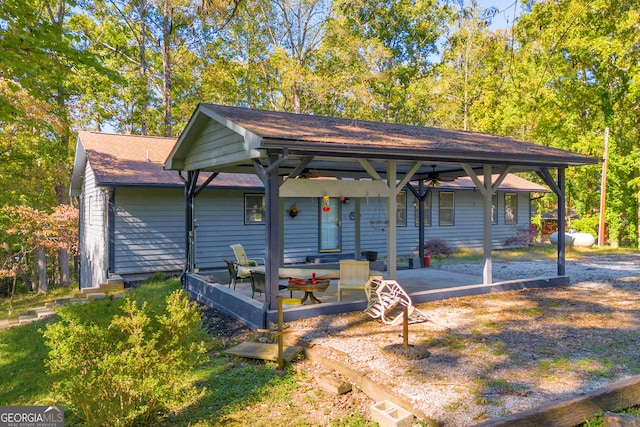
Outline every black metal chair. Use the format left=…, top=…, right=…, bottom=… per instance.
left=249, top=270, right=289, bottom=299
left=225, top=260, right=239, bottom=289
left=249, top=270, right=265, bottom=298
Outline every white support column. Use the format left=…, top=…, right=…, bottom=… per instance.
left=355, top=198, right=361, bottom=260
left=482, top=165, right=492, bottom=285
left=462, top=164, right=512, bottom=285
left=387, top=160, right=397, bottom=279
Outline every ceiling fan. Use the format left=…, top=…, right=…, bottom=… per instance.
left=426, top=166, right=455, bottom=187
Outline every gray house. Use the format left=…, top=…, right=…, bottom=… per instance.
left=70, top=131, right=547, bottom=289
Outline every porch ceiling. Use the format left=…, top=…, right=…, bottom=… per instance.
left=165, top=104, right=598, bottom=179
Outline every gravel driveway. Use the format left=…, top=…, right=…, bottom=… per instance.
left=290, top=253, right=640, bottom=426
left=434, top=253, right=640, bottom=284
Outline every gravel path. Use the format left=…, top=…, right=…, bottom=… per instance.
left=289, top=253, right=640, bottom=426
left=434, top=253, right=640, bottom=284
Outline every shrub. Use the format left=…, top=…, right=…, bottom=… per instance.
left=423, top=239, right=453, bottom=258
left=43, top=290, right=208, bottom=427
left=570, top=215, right=599, bottom=236
left=504, top=226, right=537, bottom=246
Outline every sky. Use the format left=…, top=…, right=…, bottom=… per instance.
left=478, top=0, right=523, bottom=30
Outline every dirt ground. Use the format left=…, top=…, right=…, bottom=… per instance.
left=199, top=254, right=640, bottom=426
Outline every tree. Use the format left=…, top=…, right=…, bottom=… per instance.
left=513, top=0, right=640, bottom=246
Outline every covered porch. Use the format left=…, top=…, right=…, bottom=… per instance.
left=165, top=104, right=597, bottom=328
left=186, top=264, right=567, bottom=329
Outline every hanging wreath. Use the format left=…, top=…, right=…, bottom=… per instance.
left=288, top=204, right=299, bottom=218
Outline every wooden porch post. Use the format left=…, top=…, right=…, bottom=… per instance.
left=462, top=164, right=511, bottom=285
left=557, top=167, right=566, bottom=276
left=536, top=167, right=567, bottom=277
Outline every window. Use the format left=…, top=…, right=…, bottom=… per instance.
left=414, top=192, right=432, bottom=226
left=439, top=192, right=454, bottom=226
left=505, top=193, right=518, bottom=224
left=244, top=194, right=265, bottom=224
left=492, top=194, right=498, bottom=224
left=396, top=191, right=407, bottom=227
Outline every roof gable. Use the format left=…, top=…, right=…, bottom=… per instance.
left=70, top=131, right=263, bottom=195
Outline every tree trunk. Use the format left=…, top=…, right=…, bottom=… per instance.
left=162, top=0, right=172, bottom=137
left=139, top=0, right=149, bottom=135
left=58, top=248, right=70, bottom=286
left=37, top=248, right=48, bottom=294
left=51, top=0, right=73, bottom=287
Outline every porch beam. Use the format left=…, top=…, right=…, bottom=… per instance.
left=194, top=172, right=219, bottom=197
left=285, top=156, right=312, bottom=180
left=358, top=159, right=382, bottom=181
left=394, top=161, right=423, bottom=192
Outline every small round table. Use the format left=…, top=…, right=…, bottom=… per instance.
left=286, top=278, right=331, bottom=304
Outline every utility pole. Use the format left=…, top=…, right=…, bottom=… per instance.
left=598, top=128, right=609, bottom=247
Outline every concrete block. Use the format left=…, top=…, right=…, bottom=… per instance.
left=87, top=293, right=106, bottom=300
left=370, top=401, right=413, bottom=427
left=315, top=373, right=352, bottom=395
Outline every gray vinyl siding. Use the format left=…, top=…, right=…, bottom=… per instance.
left=193, top=190, right=266, bottom=268
left=112, top=187, right=184, bottom=274
left=81, top=184, right=534, bottom=283
left=183, top=122, right=246, bottom=171
left=408, top=190, right=531, bottom=250
left=191, top=189, right=534, bottom=270
left=78, top=164, right=109, bottom=288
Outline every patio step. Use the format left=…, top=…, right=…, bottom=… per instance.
left=80, top=280, right=125, bottom=296
left=18, top=314, right=38, bottom=324
left=26, top=307, right=57, bottom=319
left=0, top=318, right=19, bottom=330
left=55, top=296, right=76, bottom=305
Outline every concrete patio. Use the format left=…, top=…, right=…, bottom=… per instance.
left=188, top=264, right=568, bottom=329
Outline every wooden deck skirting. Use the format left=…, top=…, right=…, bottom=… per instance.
left=472, top=374, right=640, bottom=427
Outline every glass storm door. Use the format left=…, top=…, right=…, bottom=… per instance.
left=320, top=198, right=341, bottom=251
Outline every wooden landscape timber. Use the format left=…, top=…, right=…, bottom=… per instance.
left=472, top=374, right=640, bottom=427
left=303, top=346, right=439, bottom=427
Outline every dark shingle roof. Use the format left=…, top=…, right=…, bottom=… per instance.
left=201, top=104, right=598, bottom=168
left=73, top=131, right=546, bottom=193
left=76, top=131, right=262, bottom=188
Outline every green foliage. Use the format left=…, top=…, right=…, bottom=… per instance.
left=43, top=289, right=208, bottom=426
left=571, top=215, right=600, bottom=236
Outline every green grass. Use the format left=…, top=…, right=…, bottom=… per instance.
left=0, top=318, right=57, bottom=406
left=0, top=279, right=372, bottom=426
left=0, top=286, right=76, bottom=320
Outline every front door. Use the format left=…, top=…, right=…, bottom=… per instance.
left=320, top=198, right=341, bottom=251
